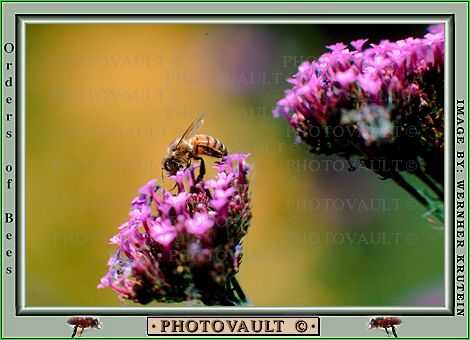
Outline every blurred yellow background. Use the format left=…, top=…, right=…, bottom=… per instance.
left=26, top=24, right=444, bottom=307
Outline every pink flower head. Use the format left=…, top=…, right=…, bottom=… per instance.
left=273, top=25, right=444, bottom=125
left=335, top=68, right=357, bottom=87
left=148, top=218, right=177, bottom=247
left=427, top=24, right=444, bottom=34
left=351, top=38, right=368, bottom=51
left=273, top=25, right=444, bottom=185
left=327, top=42, right=347, bottom=52
left=357, top=74, right=382, bottom=95
left=185, top=212, right=215, bottom=235
left=98, top=154, right=252, bottom=306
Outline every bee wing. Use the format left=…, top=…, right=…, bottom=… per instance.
left=175, top=114, right=205, bottom=147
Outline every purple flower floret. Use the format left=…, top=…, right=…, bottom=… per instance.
left=98, top=154, right=251, bottom=306
left=273, top=25, right=444, bottom=185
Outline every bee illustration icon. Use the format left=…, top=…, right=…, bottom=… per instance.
left=67, top=317, right=102, bottom=338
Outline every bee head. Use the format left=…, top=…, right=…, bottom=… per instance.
left=163, top=157, right=184, bottom=174
left=368, top=318, right=378, bottom=329
left=91, top=318, right=102, bottom=329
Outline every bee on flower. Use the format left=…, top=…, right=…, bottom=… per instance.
left=98, top=154, right=251, bottom=306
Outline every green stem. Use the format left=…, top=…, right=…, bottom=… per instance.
left=230, top=276, right=248, bottom=305
left=391, top=171, right=444, bottom=224
left=413, top=168, right=444, bottom=201
left=390, top=172, right=429, bottom=208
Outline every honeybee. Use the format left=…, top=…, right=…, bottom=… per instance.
left=368, top=317, right=401, bottom=338
left=67, top=317, right=102, bottom=338
left=162, top=115, right=228, bottom=182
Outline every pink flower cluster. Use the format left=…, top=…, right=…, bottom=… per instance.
left=98, top=154, right=251, bottom=305
left=273, top=25, right=444, bottom=130
left=273, top=26, right=444, bottom=186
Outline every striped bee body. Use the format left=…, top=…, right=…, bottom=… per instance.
left=190, top=134, right=228, bottom=159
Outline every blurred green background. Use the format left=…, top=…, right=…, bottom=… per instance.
left=26, top=23, right=444, bottom=307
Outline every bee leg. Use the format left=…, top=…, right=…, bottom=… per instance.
left=71, top=325, right=78, bottom=338
left=195, top=156, right=205, bottom=182
left=76, top=327, right=84, bottom=337
left=384, top=327, right=390, bottom=336
left=169, top=182, right=178, bottom=192
left=391, top=326, right=398, bottom=338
